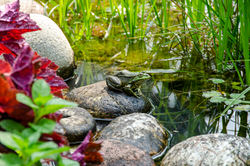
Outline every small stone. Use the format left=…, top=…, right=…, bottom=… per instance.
left=96, top=113, right=168, bottom=156
left=66, top=81, right=151, bottom=119
left=92, top=139, right=155, bottom=166
left=58, top=107, right=96, bottom=144
left=161, top=133, right=250, bottom=166
left=23, top=14, right=74, bottom=78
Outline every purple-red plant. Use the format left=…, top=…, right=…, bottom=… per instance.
left=0, top=1, right=103, bottom=165
left=69, top=131, right=103, bottom=166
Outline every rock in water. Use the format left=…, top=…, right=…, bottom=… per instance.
left=66, top=81, right=152, bottom=119
left=58, top=107, right=96, bottom=144
left=96, top=113, right=168, bottom=156
left=161, top=133, right=250, bottom=166
left=23, top=14, right=74, bottom=78
left=91, top=139, right=155, bottom=166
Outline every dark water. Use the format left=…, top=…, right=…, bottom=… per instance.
left=69, top=37, right=249, bottom=149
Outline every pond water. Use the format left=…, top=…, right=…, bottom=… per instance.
left=68, top=34, right=249, bottom=149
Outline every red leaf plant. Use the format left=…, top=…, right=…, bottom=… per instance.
left=68, top=131, right=104, bottom=166
left=0, top=0, right=68, bottom=121
left=0, top=1, right=103, bottom=165
left=0, top=0, right=67, bottom=141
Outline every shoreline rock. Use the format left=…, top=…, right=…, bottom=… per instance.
left=161, top=133, right=250, bottom=166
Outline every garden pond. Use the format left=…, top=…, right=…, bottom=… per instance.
left=67, top=34, right=249, bottom=147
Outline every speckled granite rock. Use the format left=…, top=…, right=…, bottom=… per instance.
left=0, top=0, right=45, bottom=15
left=22, top=14, right=74, bottom=78
left=161, top=133, right=250, bottom=166
left=66, top=81, right=152, bottom=119
left=96, top=113, right=168, bottom=156
left=91, top=139, right=155, bottom=166
left=58, top=107, right=96, bottom=144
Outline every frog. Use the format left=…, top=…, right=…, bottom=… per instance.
left=105, top=70, right=151, bottom=98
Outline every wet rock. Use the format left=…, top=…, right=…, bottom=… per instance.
left=0, top=0, right=45, bottom=15
left=57, top=107, right=96, bottom=144
left=22, top=14, right=74, bottom=78
left=92, top=139, right=155, bottom=166
left=96, top=113, right=168, bottom=156
left=161, top=133, right=250, bottom=166
left=66, top=81, right=151, bottom=119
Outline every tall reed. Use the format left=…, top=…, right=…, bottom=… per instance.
left=177, top=0, right=249, bottom=85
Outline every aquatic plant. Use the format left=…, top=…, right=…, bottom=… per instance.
left=181, top=0, right=250, bottom=85
left=202, top=78, right=250, bottom=137
left=0, top=1, right=103, bottom=165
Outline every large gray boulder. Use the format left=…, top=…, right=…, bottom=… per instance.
left=96, top=113, right=168, bottom=156
left=23, top=14, right=74, bottom=78
left=66, top=81, right=152, bottom=119
left=161, top=133, right=250, bottom=166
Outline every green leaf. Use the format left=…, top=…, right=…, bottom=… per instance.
left=202, top=91, right=222, bottom=98
left=0, top=120, right=25, bottom=133
left=34, top=98, right=77, bottom=120
left=12, top=134, right=28, bottom=149
left=59, top=157, right=80, bottom=166
left=16, top=93, right=38, bottom=109
left=0, top=132, right=21, bottom=150
left=233, top=105, right=250, bottom=111
left=46, top=98, right=78, bottom=107
left=32, top=79, right=51, bottom=99
left=209, top=96, right=226, bottom=103
left=21, top=128, right=36, bottom=138
left=30, top=146, right=70, bottom=164
left=209, top=78, right=225, bottom=84
left=37, top=141, right=58, bottom=150
left=27, top=132, right=41, bottom=145
left=29, top=119, right=56, bottom=134
left=0, top=153, right=23, bottom=166
left=33, top=95, right=53, bottom=106
left=230, top=93, right=245, bottom=99
left=224, top=99, right=242, bottom=105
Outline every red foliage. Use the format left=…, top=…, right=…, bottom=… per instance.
left=41, top=132, right=69, bottom=147
left=32, top=53, right=68, bottom=97
left=0, top=0, right=66, bottom=122
left=70, top=131, right=103, bottom=166
left=0, top=59, right=11, bottom=74
left=0, top=76, right=33, bottom=122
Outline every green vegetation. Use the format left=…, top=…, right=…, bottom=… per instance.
left=37, top=0, right=249, bottom=140
left=0, top=80, right=78, bottom=166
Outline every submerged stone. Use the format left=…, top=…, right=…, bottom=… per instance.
left=96, top=113, right=168, bottom=156
left=66, top=81, right=151, bottom=119
left=161, top=133, right=250, bottom=166
left=92, top=139, right=155, bottom=166
left=57, top=107, right=96, bottom=144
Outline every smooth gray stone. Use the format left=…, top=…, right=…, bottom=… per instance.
left=96, top=113, right=168, bottom=156
left=66, top=81, right=152, bottom=119
left=23, top=14, right=74, bottom=78
left=58, top=107, right=96, bottom=144
left=161, top=133, right=250, bottom=166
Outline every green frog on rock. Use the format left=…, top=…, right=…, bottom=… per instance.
left=105, top=70, right=151, bottom=98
